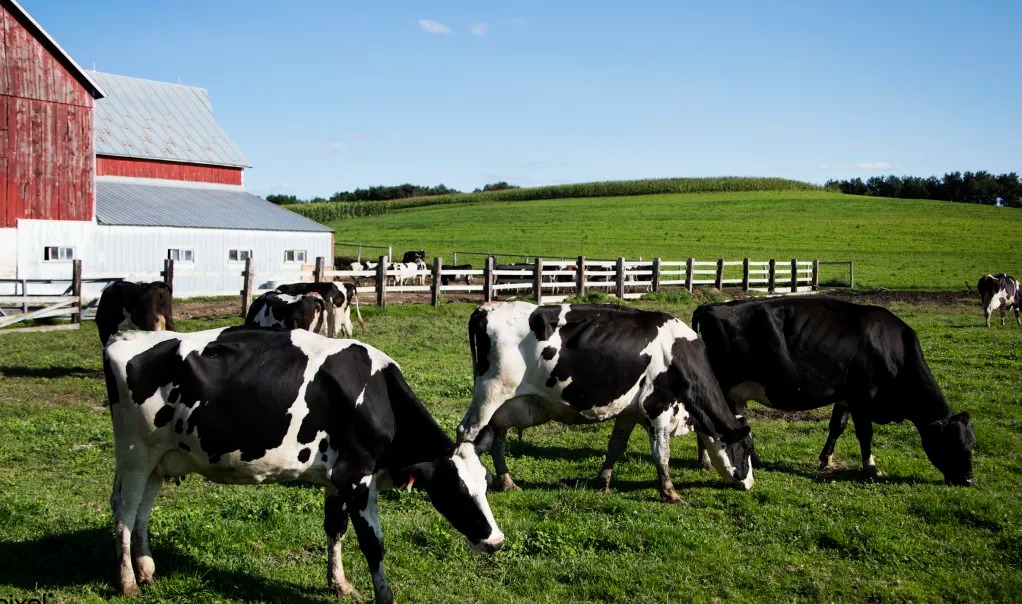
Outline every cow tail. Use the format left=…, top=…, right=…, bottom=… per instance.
left=313, top=296, right=327, bottom=335
left=468, top=310, right=480, bottom=377
left=354, top=291, right=366, bottom=333
left=690, top=304, right=708, bottom=334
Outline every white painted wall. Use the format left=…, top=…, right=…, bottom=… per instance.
left=0, top=228, right=17, bottom=278
left=12, top=220, right=333, bottom=298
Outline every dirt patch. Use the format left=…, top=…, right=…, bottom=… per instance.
left=174, top=298, right=243, bottom=320
left=821, top=288, right=975, bottom=307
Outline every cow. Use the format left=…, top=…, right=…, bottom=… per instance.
left=103, top=327, right=503, bottom=602
left=245, top=291, right=327, bottom=334
left=691, top=296, right=975, bottom=486
left=275, top=281, right=364, bottom=337
left=387, top=259, right=427, bottom=286
left=95, top=280, right=175, bottom=346
left=401, top=250, right=425, bottom=264
left=440, top=264, right=475, bottom=286
left=977, top=273, right=1021, bottom=327
left=456, top=302, right=755, bottom=503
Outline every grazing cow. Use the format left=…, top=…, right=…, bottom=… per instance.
left=977, top=273, right=1021, bottom=327
left=275, top=282, right=364, bottom=337
left=457, top=302, right=755, bottom=502
left=441, top=264, right=475, bottom=286
left=103, top=327, right=503, bottom=602
left=691, top=296, right=975, bottom=485
left=96, top=280, right=174, bottom=346
left=245, top=291, right=327, bottom=334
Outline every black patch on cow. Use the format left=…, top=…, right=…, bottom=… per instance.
left=319, top=438, right=329, bottom=453
left=298, top=344, right=376, bottom=447
left=125, top=329, right=308, bottom=465
left=529, top=308, right=558, bottom=342
left=645, top=336, right=735, bottom=438
left=322, top=454, right=329, bottom=462
left=178, top=442, right=190, bottom=452
left=298, top=448, right=311, bottom=463
left=541, top=346, right=557, bottom=360
left=469, top=308, right=491, bottom=377
left=168, top=385, right=180, bottom=404
left=546, top=376, right=558, bottom=388
left=154, top=405, right=176, bottom=428
left=174, top=419, right=184, bottom=434
left=546, top=305, right=669, bottom=411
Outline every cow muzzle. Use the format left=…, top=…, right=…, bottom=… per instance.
left=472, top=532, right=505, bottom=554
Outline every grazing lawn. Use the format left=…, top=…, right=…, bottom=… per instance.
left=325, top=190, right=1022, bottom=291
left=1, top=295, right=1020, bottom=603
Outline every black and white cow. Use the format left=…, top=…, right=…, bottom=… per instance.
left=457, top=302, right=755, bottom=503
left=275, top=281, right=364, bottom=337
left=977, top=273, right=1021, bottom=327
left=245, top=291, right=327, bottom=334
left=401, top=250, right=426, bottom=264
left=96, top=280, right=175, bottom=346
left=440, top=264, right=474, bottom=286
left=691, top=296, right=975, bottom=485
left=103, top=327, right=503, bottom=602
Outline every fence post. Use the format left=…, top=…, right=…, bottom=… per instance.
left=686, top=258, right=695, bottom=293
left=431, top=257, right=441, bottom=307
left=162, top=258, right=175, bottom=292
left=314, top=256, right=325, bottom=283
left=768, top=259, right=776, bottom=294
left=534, top=257, right=544, bottom=305
left=71, top=259, right=82, bottom=324
left=715, top=258, right=724, bottom=290
left=790, top=258, right=798, bottom=293
left=484, top=256, right=494, bottom=302
left=616, top=257, right=625, bottom=299
left=742, top=258, right=750, bottom=291
left=652, top=257, right=661, bottom=292
left=576, top=256, right=586, bottom=297
left=812, top=259, right=820, bottom=290
left=849, top=262, right=855, bottom=288
left=241, top=257, right=253, bottom=317
left=377, top=255, right=387, bottom=308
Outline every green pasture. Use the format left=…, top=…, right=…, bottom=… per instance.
left=324, top=190, right=1022, bottom=290
left=1, top=296, right=1021, bottom=603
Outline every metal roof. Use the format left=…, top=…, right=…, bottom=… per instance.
left=96, top=179, right=332, bottom=232
left=3, top=0, right=105, bottom=98
left=89, top=71, right=250, bottom=168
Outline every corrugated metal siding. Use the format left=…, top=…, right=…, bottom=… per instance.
left=97, top=156, right=243, bottom=185
left=0, top=3, right=95, bottom=228
left=96, top=179, right=332, bottom=232
left=89, top=71, right=249, bottom=168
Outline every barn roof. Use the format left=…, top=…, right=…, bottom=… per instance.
left=89, top=71, right=250, bottom=168
left=3, top=0, right=105, bottom=99
left=95, top=178, right=332, bottom=233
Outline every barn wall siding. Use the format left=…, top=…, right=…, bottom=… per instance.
left=0, top=226, right=16, bottom=277
left=13, top=220, right=333, bottom=297
left=0, top=6, right=94, bottom=106
left=96, top=156, right=244, bottom=185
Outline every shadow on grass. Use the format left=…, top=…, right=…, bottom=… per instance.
left=754, top=458, right=931, bottom=486
left=503, top=439, right=608, bottom=463
left=0, top=365, right=104, bottom=380
left=0, top=527, right=326, bottom=601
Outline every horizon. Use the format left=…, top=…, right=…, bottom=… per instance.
left=18, top=0, right=1021, bottom=199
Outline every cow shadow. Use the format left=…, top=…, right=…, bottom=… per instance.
left=753, top=459, right=929, bottom=486
left=0, top=527, right=326, bottom=601
left=502, top=439, right=608, bottom=463
left=0, top=365, right=104, bottom=379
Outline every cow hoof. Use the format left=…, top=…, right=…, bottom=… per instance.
left=591, top=477, right=611, bottom=493
left=864, top=467, right=885, bottom=479
left=493, top=474, right=520, bottom=492
left=122, top=584, right=142, bottom=597
left=331, top=582, right=359, bottom=598
left=660, top=492, right=684, bottom=504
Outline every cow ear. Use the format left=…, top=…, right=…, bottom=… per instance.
left=727, top=423, right=751, bottom=442
left=395, top=461, right=436, bottom=489
left=951, top=412, right=972, bottom=426
left=473, top=425, right=495, bottom=454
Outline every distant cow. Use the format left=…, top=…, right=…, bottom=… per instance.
left=977, top=273, right=1020, bottom=327
left=440, top=264, right=474, bottom=286
left=457, top=302, right=755, bottom=502
left=96, top=280, right=174, bottom=346
left=274, top=282, right=364, bottom=337
left=103, top=327, right=503, bottom=602
left=692, top=296, right=975, bottom=486
left=401, top=250, right=426, bottom=264
left=387, top=259, right=427, bottom=286
left=245, top=291, right=326, bottom=334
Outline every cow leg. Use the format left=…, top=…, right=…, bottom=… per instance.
left=594, top=414, right=638, bottom=492
left=131, top=471, right=164, bottom=585
left=646, top=419, right=682, bottom=503
left=818, top=405, right=850, bottom=470
left=1000, top=304, right=1007, bottom=326
left=850, top=411, right=881, bottom=478
left=324, top=485, right=358, bottom=598
left=111, top=469, right=151, bottom=596
left=487, top=396, right=550, bottom=492
left=346, top=474, right=393, bottom=604
left=489, top=427, right=520, bottom=492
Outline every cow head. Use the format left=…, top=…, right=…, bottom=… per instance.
left=921, top=412, right=975, bottom=486
left=697, top=418, right=755, bottom=490
left=396, top=426, right=504, bottom=553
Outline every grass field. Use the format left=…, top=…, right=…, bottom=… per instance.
left=1, top=296, right=1021, bottom=603
left=325, top=190, right=1022, bottom=290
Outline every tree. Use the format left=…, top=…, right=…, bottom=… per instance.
left=265, top=194, right=299, bottom=205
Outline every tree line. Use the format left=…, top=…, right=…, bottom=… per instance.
left=825, top=171, right=1022, bottom=207
left=265, top=181, right=519, bottom=205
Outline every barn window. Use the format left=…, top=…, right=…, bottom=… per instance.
left=228, top=249, right=252, bottom=262
left=44, top=246, right=75, bottom=261
left=284, top=249, right=307, bottom=263
left=168, top=249, right=194, bottom=263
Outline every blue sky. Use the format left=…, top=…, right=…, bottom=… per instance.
left=20, top=0, right=1022, bottom=198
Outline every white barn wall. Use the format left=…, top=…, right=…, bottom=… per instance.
left=0, top=228, right=18, bottom=278
left=14, top=220, right=333, bottom=298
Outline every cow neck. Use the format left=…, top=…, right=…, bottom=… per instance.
left=380, top=365, right=455, bottom=470
left=900, top=337, right=955, bottom=427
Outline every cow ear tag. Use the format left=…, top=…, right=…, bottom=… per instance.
left=406, top=476, right=415, bottom=492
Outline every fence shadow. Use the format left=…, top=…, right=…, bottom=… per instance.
left=0, top=526, right=326, bottom=601
left=0, top=365, right=104, bottom=379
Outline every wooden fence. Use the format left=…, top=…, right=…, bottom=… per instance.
left=0, top=260, right=83, bottom=334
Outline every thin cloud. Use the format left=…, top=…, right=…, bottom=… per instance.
left=820, top=161, right=899, bottom=171
left=469, top=22, right=489, bottom=37
left=510, top=17, right=527, bottom=25
left=419, top=19, right=453, bottom=35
